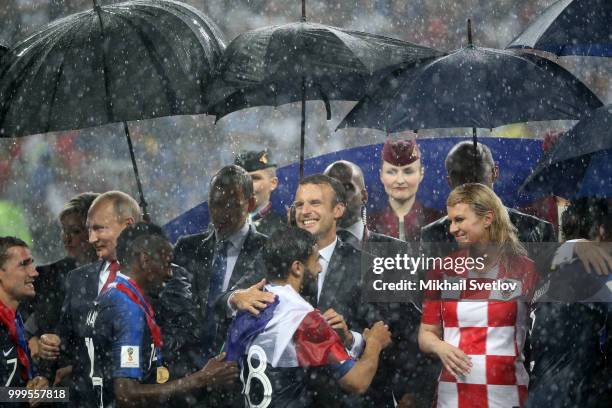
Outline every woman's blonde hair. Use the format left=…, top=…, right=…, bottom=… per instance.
left=447, top=183, right=527, bottom=257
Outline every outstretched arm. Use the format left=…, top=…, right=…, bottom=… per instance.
left=114, top=353, right=238, bottom=408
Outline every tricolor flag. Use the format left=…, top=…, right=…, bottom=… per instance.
left=225, top=284, right=352, bottom=370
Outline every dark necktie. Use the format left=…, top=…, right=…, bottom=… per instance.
left=203, top=240, right=228, bottom=354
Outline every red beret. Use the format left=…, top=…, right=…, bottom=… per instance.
left=381, top=139, right=421, bottom=166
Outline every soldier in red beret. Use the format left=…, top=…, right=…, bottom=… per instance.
left=367, top=139, right=442, bottom=241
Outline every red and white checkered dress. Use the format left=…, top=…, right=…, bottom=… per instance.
left=421, top=253, right=538, bottom=408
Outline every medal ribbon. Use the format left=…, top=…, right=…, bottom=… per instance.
left=114, top=279, right=164, bottom=366
left=0, top=301, right=33, bottom=381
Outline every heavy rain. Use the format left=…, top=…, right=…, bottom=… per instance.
left=0, top=0, right=610, bottom=407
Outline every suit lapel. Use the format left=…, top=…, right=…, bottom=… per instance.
left=229, top=225, right=255, bottom=287
left=87, top=261, right=105, bottom=299
left=197, top=233, right=216, bottom=308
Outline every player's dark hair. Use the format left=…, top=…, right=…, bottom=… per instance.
left=0, top=236, right=28, bottom=269
left=299, top=174, right=346, bottom=206
left=116, top=222, right=169, bottom=267
left=263, top=227, right=317, bottom=281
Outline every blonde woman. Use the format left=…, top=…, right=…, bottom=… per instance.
left=418, top=183, right=538, bottom=408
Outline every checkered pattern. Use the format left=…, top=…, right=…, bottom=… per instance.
left=422, top=254, right=537, bottom=408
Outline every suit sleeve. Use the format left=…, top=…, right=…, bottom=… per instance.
left=214, top=254, right=267, bottom=319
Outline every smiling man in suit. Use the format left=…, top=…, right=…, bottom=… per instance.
left=223, top=174, right=377, bottom=407
left=37, top=191, right=141, bottom=404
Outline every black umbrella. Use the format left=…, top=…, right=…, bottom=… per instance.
left=507, top=0, right=612, bottom=57
left=0, top=0, right=226, bottom=218
left=0, top=43, right=7, bottom=63
left=338, top=20, right=602, bottom=175
left=340, top=21, right=601, bottom=133
left=520, top=104, right=612, bottom=198
left=207, top=3, right=441, bottom=177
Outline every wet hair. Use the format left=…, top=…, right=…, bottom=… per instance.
left=263, top=227, right=317, bottom=281
left=298, top=174, right=346, bottom=206
left=561, top=198, right=610, bottom=241
left=447, top=183, right=527, bottom=257
left=59, top=192, right=100, bottom=221
left=445, top=142, right=495, bottom=188
left=210, top=165, right=254, bottom=199
left=89, top=191, right=142, bottom=222
left=116, top=222, right=169, bottom=267
left=0, top=237, right=28, bottom=269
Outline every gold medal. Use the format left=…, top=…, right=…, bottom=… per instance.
left=156, top=366, right=170, bottom=384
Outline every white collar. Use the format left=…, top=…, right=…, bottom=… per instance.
left=341, top=220, right=365, bottom=242
left=318, top=237, right=338, bottom=263
left=216, top=221, right=250, bottom=248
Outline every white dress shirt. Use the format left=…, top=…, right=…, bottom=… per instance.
left=97, top=261, right=112, bottom=294
left=338, top=220, right=365, bottom=249
left=216, top=222, right=250, bottom=291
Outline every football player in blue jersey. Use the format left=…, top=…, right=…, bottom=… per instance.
left=226, top=227, right=392, bottom=407
left=83, top=223, right=238, bottom=407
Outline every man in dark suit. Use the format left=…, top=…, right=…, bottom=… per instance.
left=235, top=150, right=286, bottom=237
left=37, top=191, right=141, bottom=403
left=173, top=165, right=268, bottom=355
left=420, top=141, right=556, bottom=269
left=38, top=191, right=200, bottom=407
left=325, top=160, right=437, bottom=407
left=222, top=174, right=378, bottom=406
left=324, top=160, right=407, bottom=253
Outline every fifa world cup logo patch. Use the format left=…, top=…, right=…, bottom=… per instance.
left=121, top=345, right=140, bottom=368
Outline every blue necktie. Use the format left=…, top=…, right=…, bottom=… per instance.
left=204, top=240, right=228, bottom=354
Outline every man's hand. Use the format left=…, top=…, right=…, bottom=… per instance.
left=53, top=365, right=73, bottom=386
left=28, top=337, right=40, bottom=361
left=363, top=321, right=392, bottom=350
left=229, top=279, right=276, bottom=315
left=323, top=308, right=353, bottom=348
left=38, top=334, right=60, bottom=360
left=574, top=241, right=612, bottom=275
left=198, top=352, right=239, bottom=388
left=27, top=376, right=49, bottom=407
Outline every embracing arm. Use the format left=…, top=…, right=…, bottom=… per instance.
left=337, top=321, right=392, bottom=395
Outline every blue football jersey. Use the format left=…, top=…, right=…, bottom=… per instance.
left=83, top=275, right=159, bottom=408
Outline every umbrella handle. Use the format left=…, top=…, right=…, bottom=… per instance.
left=123, top=121, right=150, bottom=221
left=302, top=0, right=306, bottom=21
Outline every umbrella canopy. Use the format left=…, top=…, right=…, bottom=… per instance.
left=206, top=22, right=441, bottom=118
left=0, top=0, right=226, bottom=217
left=0, top=0, right=225, bottom=137
left=207, top=21, right=441, bottom=177
left=338, top=45, right=603, bottom=132
left=520, top=104, right=612, bottom=198
left=507, top=0, right=612, bottom=57
left=0, top=43, right=8, bottom=63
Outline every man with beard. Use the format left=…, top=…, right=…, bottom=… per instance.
left=222, top=174, right=378, bottom=406
left=225, top=227, right=392, bottom=407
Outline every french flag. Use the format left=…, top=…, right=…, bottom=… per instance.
left=225, top=284, right=351, bottom=368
